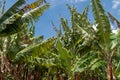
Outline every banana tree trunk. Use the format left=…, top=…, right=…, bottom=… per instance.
left=107, top=60, right=113, bottom=80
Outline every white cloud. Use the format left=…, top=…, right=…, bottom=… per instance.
left=111, top=24, right=118, bottom=34
left=69, top=0, right=86, bottom=3
left=92, top=24, right=98, bottom=31
left=112, top=0, right=120, bottom=9
left=48, top=0, right=87, bottom=8
left=49, top=0, right=87, bottom=2
left=112, top=29, right=118, bottom=34
left=48, top=0, right=65, bottom=7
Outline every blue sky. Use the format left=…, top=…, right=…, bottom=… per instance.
left=4, top=0, right=120, bottom=38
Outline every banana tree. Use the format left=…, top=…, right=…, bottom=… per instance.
left=0, top=0, right=49, bottom=79
left=0, top=0, right=49, bottom=36
left=91, top=0, right=120, bottom=80
left=53, top=0, right=120, bottom=80
left=52, top=5, right=104, bottom=79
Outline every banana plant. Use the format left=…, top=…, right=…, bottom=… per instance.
left=91, top=0, right=120, bottom=80
left=53, top=5, right=105, bottom=79
left=53, top=0, right=120, bottom=79
left=0, top=0, right=49, bottom=36
left=0, top=0, right=49, bottom=79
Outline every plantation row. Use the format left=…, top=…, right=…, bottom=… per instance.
left=0, top=0, right=120, bottom=80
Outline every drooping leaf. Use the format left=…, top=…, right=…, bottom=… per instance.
left=108, top=12, right=120, bottom=28
left=0, top=0, right=49, bottom=36
left=56, top=40, right=73, bottom=72
left=22, top=4, right=49, bottom=22
left=0, top=0, right=26, bottom=25
left=91, top=0, right=111, bottom=48
left=13, top=38, right=55, bottom=63
left=90, top=60, right=105, bottom=70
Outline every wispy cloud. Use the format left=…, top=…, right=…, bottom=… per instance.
left=112, top=0, right=120, bottom=9
left=48, top=0, right=87, bottom=8
left=48, top=0, right=65, bottom=7
left=68, top=0, right=87, bottom=3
